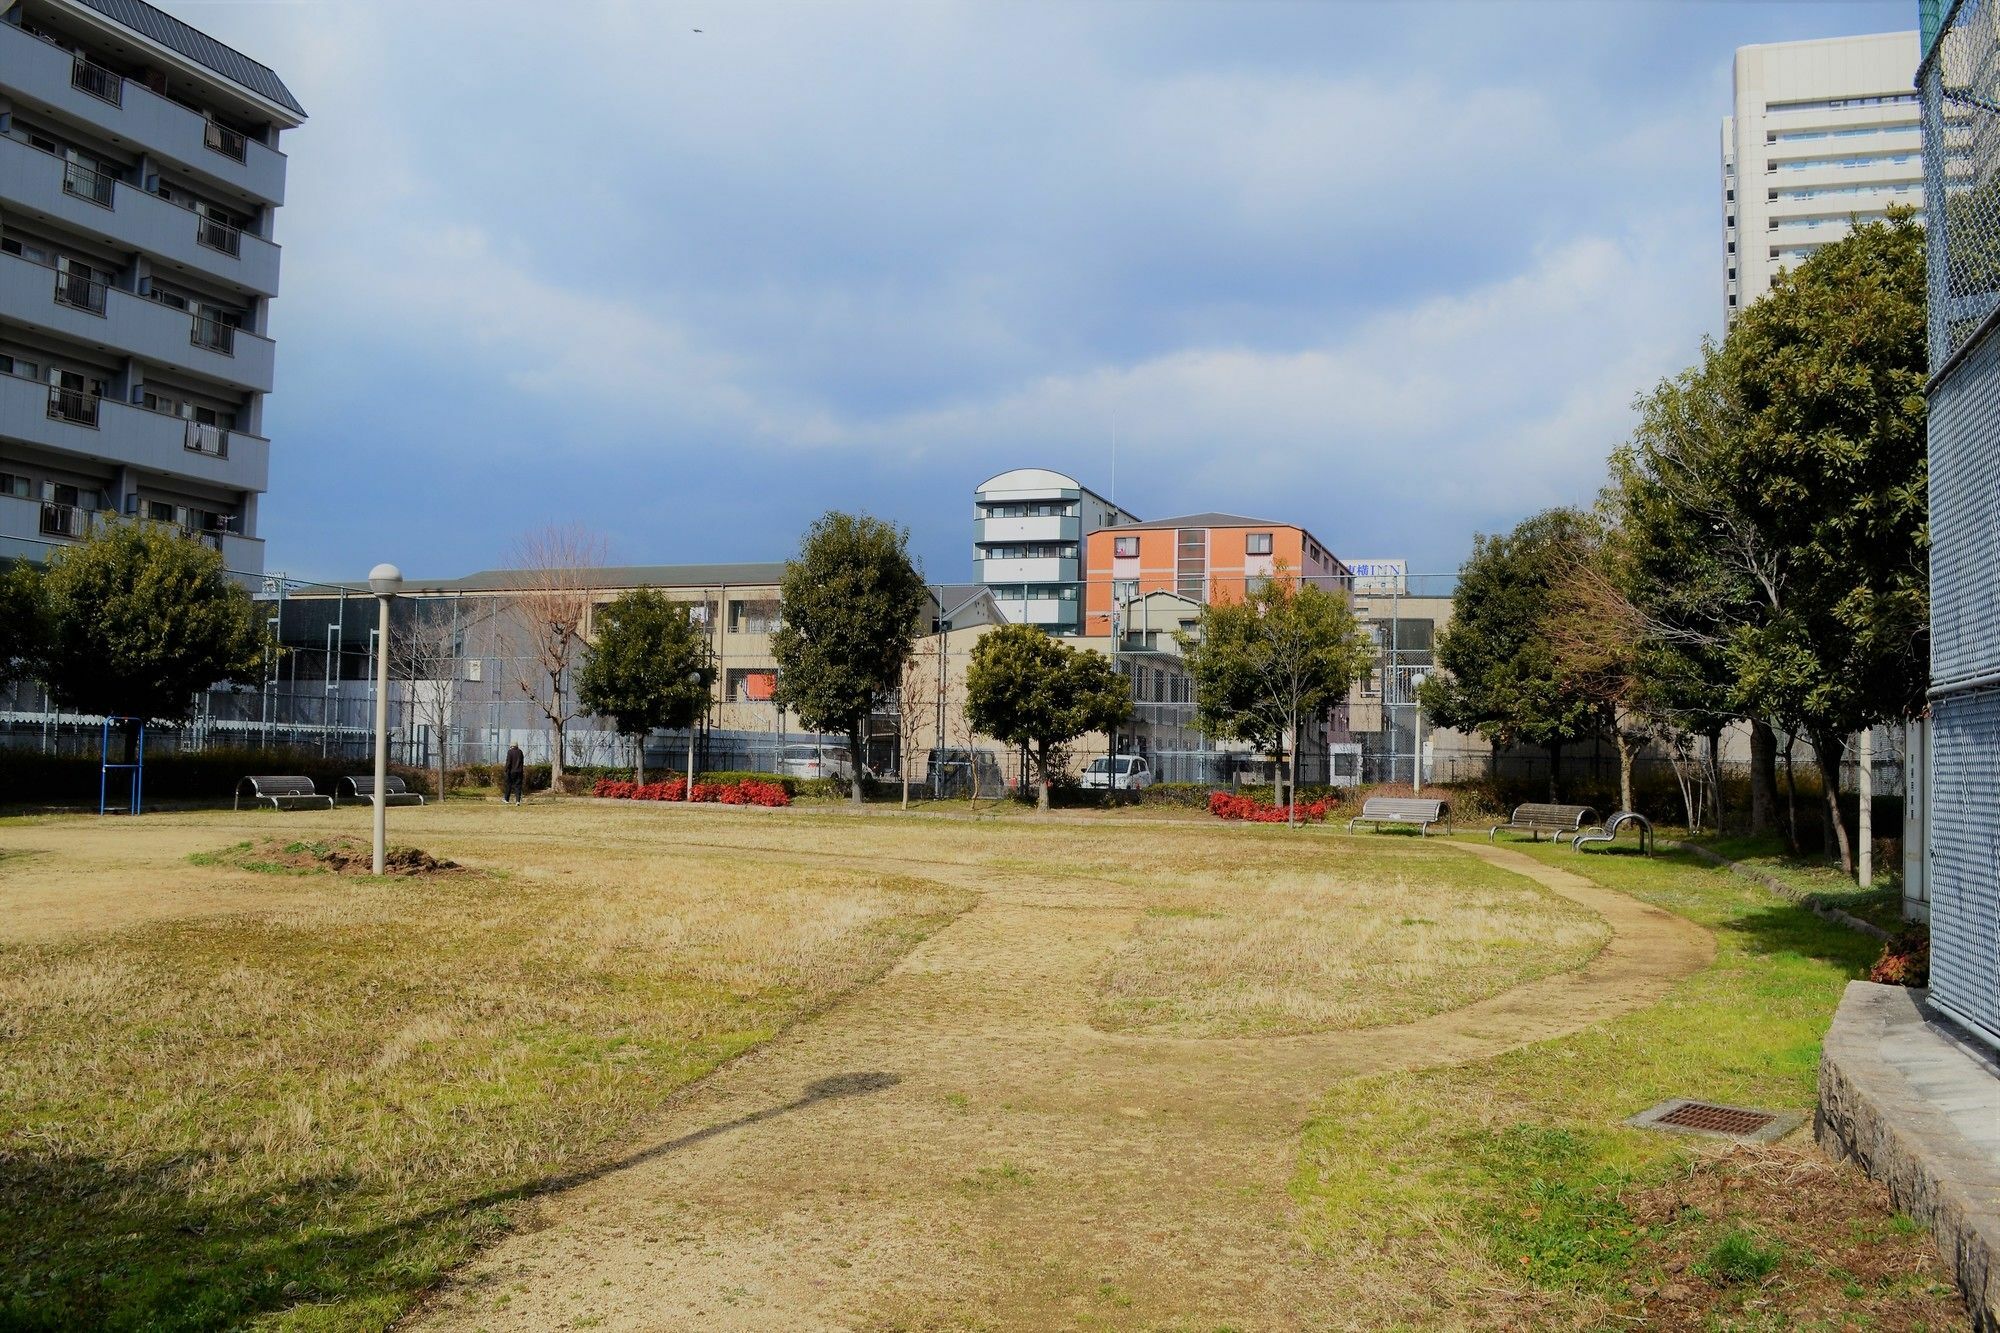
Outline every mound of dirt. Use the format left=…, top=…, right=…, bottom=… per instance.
left=1617, top=1144, right=1961, bottom=1328
left=205, top=836, right=462, bottom=877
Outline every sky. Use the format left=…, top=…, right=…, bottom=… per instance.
left=168, top=0, right=1915, bottom=585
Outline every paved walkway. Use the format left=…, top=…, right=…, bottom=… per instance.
left=409, top=842, right=1713, bottom=1331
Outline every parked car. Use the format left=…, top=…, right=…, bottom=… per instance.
left=779, top=744, right=858, bottom=782
left=924, top=747, right=1007, bottom=799
left=1079, top=755, right=1154, bottom=791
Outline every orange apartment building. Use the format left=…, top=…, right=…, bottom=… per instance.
left=1082, top=512, right=1349, bottom=635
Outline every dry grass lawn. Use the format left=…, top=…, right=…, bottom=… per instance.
left=1092, top=850, right=1609, bottom=1036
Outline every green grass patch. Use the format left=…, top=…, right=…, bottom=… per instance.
left=1292, top=839, right=1899, bottom=1322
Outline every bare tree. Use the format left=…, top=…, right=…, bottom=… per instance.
left=390, top=597, right=464, bottom=801
left=507, top=525, right=608, bottom=789
left=894, top=636, right=943, bottom=808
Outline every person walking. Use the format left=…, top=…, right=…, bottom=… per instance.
left=503, top=742, right=526, bottom=805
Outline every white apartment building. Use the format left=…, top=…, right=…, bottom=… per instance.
left=0, top=0, right=304, bottom=572
left=1723, top=31, right=1922, bottom=321
left=972, top=467, right=1136, bottom=636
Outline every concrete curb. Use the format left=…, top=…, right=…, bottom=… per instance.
left=1818, top=982, right=2000, bottom=1330
left=1674, top=841, right=1892, bottom=941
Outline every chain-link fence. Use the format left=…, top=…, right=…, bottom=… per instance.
left=1921, top=0, right=2000, bottom=370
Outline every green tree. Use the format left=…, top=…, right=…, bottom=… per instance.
left=37, top=523, right=265, bottom=723
left=771, top=512, right=930, bottom=804
left=1177, top=571, right=1371, bottom=820
left=964, top=624, right=1132, bottom=810
left=1614, top=214, right=1926, bottom=872
left=1423, top=509, right=1606, bottom=800
left=0, top=560, right=45, bottom=686
left=577, top=588, right=714, bottom=783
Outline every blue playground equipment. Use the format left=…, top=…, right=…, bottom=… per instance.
left=99, top=716, right=144, bottom=816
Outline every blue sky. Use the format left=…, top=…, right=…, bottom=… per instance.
left=174, top=0, right=1914, bottom=584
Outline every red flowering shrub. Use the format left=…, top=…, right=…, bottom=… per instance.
left=1207, top=790, right=1331, bottom=824
left=589, top=776, right=791, bottom=808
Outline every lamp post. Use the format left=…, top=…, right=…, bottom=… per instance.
left=686, top=667, right=703, bottom=802
left=367, top=563, right=402, bottom=876
left=1410, top=669, right=1429, bottom=796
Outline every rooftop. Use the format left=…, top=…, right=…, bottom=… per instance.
left=1108, top=512, right=1293, bottom=532
left=336, top=562, right=791, bottom=596
left=64, top=0, right=306, bottom=117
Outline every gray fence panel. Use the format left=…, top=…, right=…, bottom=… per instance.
left=1928, top=687, right=2000, bottom=1044
left=1929, top=329, right=2000, bottom=687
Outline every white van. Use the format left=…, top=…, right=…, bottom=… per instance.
left=779, top=744, right=857, bottom=781
left=1079, top=755, right=1153, bottom=791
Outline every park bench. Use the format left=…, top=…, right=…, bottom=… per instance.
left=233, top=775, right=333, bottom=811
left=1573, top=810, right=1654, bottom=856
left=1488, top=803, right=1598, bottom=844
left=336, top=774, right=426, bottom=807
left=1347, top=796, right=1450, bottom=837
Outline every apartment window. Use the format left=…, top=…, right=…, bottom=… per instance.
left=1246, top=532, right=1273, bottom=556
left=982, top=543, right=1075, bottom=561
left=1727, top=241, right=1736, bottom=254
left=1727, top=268, right=1736, bottom=280
left=1113, top=535, right=1139, bottom=558
left=0, top=354, right=38, bottom=380
left=728, top=598, right=782, bottom=634
left=725, top=668, right=777, bottom=702
left=1725, top=189, right=1735, bottom=201
left=1728, top=294, right=1739, bottom=307
left=0, top=473, right=29, bottom=500
left=1112, top=579, right=1138, bottom=605
left=1176, top=529, right=1207, bottom=601
left=1726, top=214, right=1735, bottom=227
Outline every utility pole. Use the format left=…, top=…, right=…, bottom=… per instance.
left=1858, top=727, right=1874, bottom=887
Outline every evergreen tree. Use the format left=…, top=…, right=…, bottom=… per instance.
left=577, top=588, right=714, bottom=783
left=964, top=624, right=1131, bottom=810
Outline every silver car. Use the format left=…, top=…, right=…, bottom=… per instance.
left=1079, top=755, right=1153, bottom=790
left=779, top=744, right=857, bottom=781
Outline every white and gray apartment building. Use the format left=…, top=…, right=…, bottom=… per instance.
left=1722, top=30, right=1923, bottom=321
left=0, top=0, right=302, bottom=572
left=972, top=467, right=1137, bottom=636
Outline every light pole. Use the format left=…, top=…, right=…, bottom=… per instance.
left=686, top=667, right=703, bottom=802
left=367, top=563, right=402, bottom=876
left=1410, top=669, right=1429, bottom=796
left=933, top=618, right=950, bottom=799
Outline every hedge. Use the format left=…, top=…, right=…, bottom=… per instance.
left=0, top=747, right=434, bottom=809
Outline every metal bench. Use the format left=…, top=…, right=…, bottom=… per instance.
left=234, top=775, right=333, bottom=811
left=1489, top=803, right=1598, bottom=844
left=336, top=774, right=426, bottom=807
left=1347, top=796, right=1450, bottom=836
left=1573, top=810, right=1653, bottom=855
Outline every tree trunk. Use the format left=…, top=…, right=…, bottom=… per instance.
left=438, top=727, right=449, bottom=805
left=547, top=672, right=565, bottom=790
left=1812, top=727, right=1854, bottom=875
left=1612, top=717, right=1636, bottom=814
left=634, top=734, right=645, bottom=785
left=1704, top=725, right=1724, bottom=833
left=1546, top=740, right=1563, bottom=802
left=847, top=721, right=866, bottom=806
left=1782, top=733, right=1799, bottom=853
left=1748, top=720, right=1777, bottom=836
left=1035, top=740, right=1050, bottom=811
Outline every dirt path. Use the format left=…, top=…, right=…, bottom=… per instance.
left=409, top=842, right=1712, bottom=1331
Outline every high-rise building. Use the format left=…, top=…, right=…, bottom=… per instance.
left=1723, top=31, right=1922, bottom=321
left=971, top=468, right=1136, bottom=635
left=0, top=0, right=304, bottom=572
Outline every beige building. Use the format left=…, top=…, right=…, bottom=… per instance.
left=1723, top=31, right=1923, bottom=320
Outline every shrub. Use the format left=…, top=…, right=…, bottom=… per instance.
left=1868, top=928, right=1930, bottom=987
left=1137, top=783, right=1214, bottom=809
left=589, top=777, right=791, bottom=807
left=1207, top=791, right=1332, bottom=824
left=699, top=771, right=800, bottom=796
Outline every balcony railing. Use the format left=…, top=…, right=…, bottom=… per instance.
left=70, top=55, right=121, bottom=106
left=195, top=213, right=242, bottom=257
left=190, top=314, right=236, bottom=355
left=204, top=120, right=248, bottom=163
left=40, top=501, right=89, bottom=539
left=51, top=267, right=107, bottom=316
left=46, top=385, right=100, bottom=427
left=61, top=158, right=115, bottom=208
left=183, top=420, right=229, bottom=457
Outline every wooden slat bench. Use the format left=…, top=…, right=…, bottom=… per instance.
left=1347, top=796, right=1450, bottom=836
left=1573, top=810, right=1654, bottom=855
left=234, top=775, right=333, bottom=811
left=336, top=775, right=426, bottom=807
left=1489, top=803, right=1598, bottom=844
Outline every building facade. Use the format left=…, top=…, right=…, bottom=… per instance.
left=0, top=0, right=303, bottom=572
left=1919, top=3, right=2000, bottom=1047
left=1081, top=512, right=1348, bottom=636
left=1724, top=31, right=1923, bottom=320
left=972, top=467, right=1136, bottom=635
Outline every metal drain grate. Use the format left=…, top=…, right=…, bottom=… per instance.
left=1657, top=1102, right=1774, bottom=1135
left=1626, top=1097, right=1803, bottom=1143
